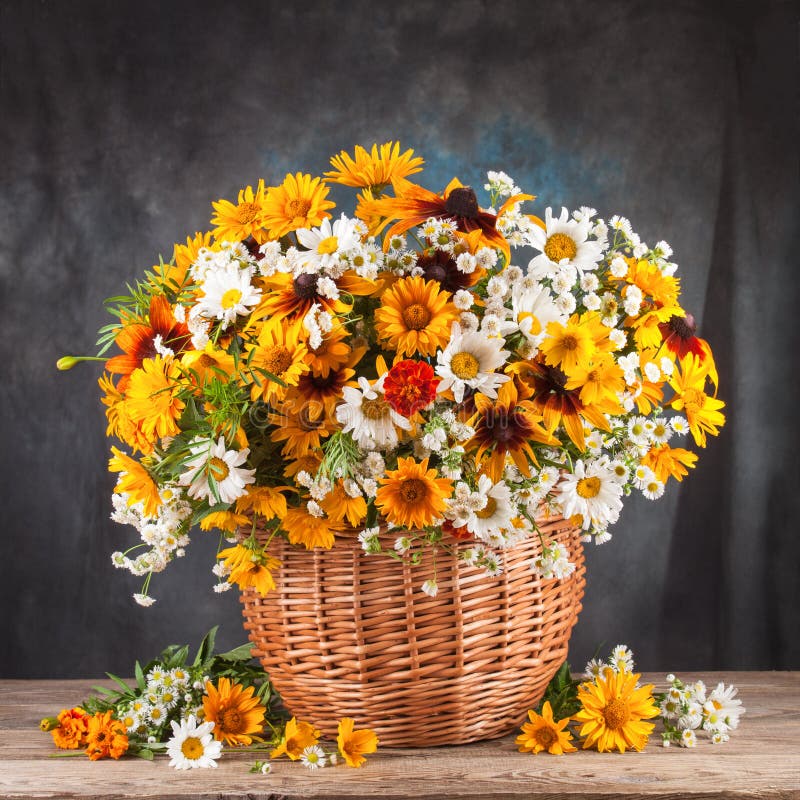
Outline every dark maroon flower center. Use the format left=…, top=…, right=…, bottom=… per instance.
left=667, top=313, right=697, bottom=340
left=444, top=186, right=480, bottom=219
left=293, top=273, right=319, bottom=299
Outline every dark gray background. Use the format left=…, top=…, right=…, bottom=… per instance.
left=1, top=0, right=797, bottom=678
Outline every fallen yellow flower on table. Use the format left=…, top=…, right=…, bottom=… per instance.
left=516, top=701, right=576, bottom=754
left=574, top=668, right=658, bottom=753
left=337, top=717, right=379, bottom=767
left=271, top=717, right=321, bottom=761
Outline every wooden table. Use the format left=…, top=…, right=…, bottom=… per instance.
left=1, top=673, right=798, bottom=799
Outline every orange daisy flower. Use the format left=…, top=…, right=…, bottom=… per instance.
left=85, top=711, right=129, bottom=761
left=203, top=677, right=266, bottom=746
left=374, top=275, right=457, bottom=358
left=375, top=456, right=453, bottom=529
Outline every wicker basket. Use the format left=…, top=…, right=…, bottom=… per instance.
left=240, top=511, right=585, bottom=746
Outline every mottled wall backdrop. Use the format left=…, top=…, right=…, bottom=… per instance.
left=1, top=0, right=797, bottom=677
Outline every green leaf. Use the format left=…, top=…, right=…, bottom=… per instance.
left=133, top=747, right=154, bottom=761
left=193, top=626, right=219, bottom=668
left=217, top=643, right=255, bottom=662
left=105, top=672, right=133, bottom=695
left=135, top=661, right=146, bottom=692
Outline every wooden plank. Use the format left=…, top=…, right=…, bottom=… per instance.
left=0, top=674, right=798, bottom=799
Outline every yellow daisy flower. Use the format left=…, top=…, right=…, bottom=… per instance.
left=321, top=481, right=367, bottom=528
left=282, top=506, right=335, bottom=549
left=270, top=717, right=321, bottom=761
left=515, top=701, right=576, bottom=755
left=268, top=399, right=334, bottom=459
left=641, top=444, right=698, bottom=483
left=199, top=510, right=250, bottom=533
left=181, top=342, right=236, bottom=388
left=123, top=356, right=185, bottom=445
left=218, top=544, right=281, bottom=596
left=375, top=456, right=453, bottom=529
left=210, top=180, right=269, bottom=244
left=668, top=353, right=726, bottom=447
left=336, top=717, right=378, bottom=768
left=374, top=275, right=458, bottom=358
left=242, top=321, right=310, bottom=404
left=108, top=447, right=162, bottom=518
left=574, top=668, right=659, bottom=753
left=155, top=231, right=213, bottom=289
left=262, top=173, right=335, bottom=239
left=540, top=316, right=596, bottom=373
left=563, top=353, right=625, bottom=408
left=325, top=141, right=424, bottom=190
left=234, top=485, right=290, bottom=520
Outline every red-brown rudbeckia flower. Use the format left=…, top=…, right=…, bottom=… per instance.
left=105, top=295, right=190, bottom=389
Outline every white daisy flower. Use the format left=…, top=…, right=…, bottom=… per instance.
left=584, top=658, right=606, bottom=679
left=680, top=728, right=697, bottom=748
left=300, top=744, right=327, bottom=769
left=435, top=323, right=510, bottom=403
left=610, top=644, right=635, bottom=673
left=641, top=477, right=665, bottom=500
left=703, top=683, right=745, bottom=732
left=178, top=436, right=256, bottom=505
left=192, top=263, right=262, bottom=329
left=336, top=377, right=411, bottom=450
left=166, top=715, right=222, bottom=770
left=464, top=475, right=515, bottom=542
left=557, top=459, right=624, bottom=530
left=528, top=206, right=605, bottom=278
left=512, top=284, right=566, bottom=348
left=295, top=214, right=360, bottom=272
left=670, top=416, right=689, bottom=436
left=421, top=579, right=438, bottom=597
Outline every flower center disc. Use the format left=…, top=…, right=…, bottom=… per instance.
left=444, top=186, right=480, bottom=219
left=181, top=736, right=204, bottom=760
left=475, top=497, right=497, bottom=519
left=560, top=333, right=579, bottom=351
left=316, top=235, right=339, bottom=255
left=451, top=351, right=480, bottom=379
left=237, top=202, right=260, bottom=224
left=576, top=476, right=601, bottom=498
left=262, top=345, right=292, bottom=376
left=544, top=232, right=578, bottom=262
left=361, top=396, right=390, bottom=420
left=222, top=708, right=243, bottom=732
left=399, top=478, right=426, bottom=503
left=209, top=456, right=230, bottom=482
left=603, top=699, right=630, bottom=730
left=402, top=303, right=432, bottom=330
left=285, top=198, right=311, bottom=219
left=535, top=726, right=558, bottom=748
left=221, top=288, right=243, bottom=309
left=197, top=353, right=217, bottom=368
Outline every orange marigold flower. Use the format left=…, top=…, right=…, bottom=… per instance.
left=337, top=717, right=379, bottom=768
left=203, top=677, right=266, bottom=747
left=51, top=707, right=89, bottom=750
left=85, top=711, right=129, bottom=761
left=383, top=359, right=440, bottom=417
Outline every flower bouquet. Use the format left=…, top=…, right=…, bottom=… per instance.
left=63, top=141, right=724, bottom=744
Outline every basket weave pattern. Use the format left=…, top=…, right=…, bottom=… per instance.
left=241, top=512, right=585, bottom=746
